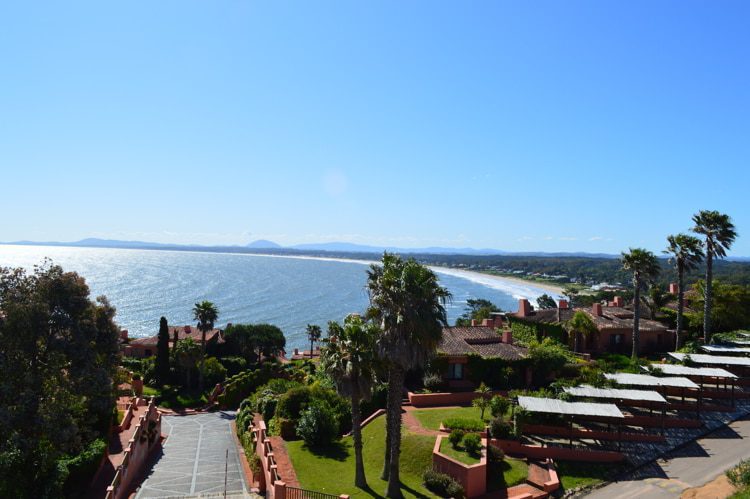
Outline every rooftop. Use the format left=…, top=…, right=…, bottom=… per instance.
left=438, top=326, right=527, bottom=361
left=669, top=352, right=750, bottom=367
left=701, top=345, right=750, bottom=355
left=518, top=396, right=624, bottom=418
left=648, top=363, right=738, bottom=379
left=604, top=372, right=699, bottom=389
left=563, top=385, right=667, bottom=403
left=128, top=325, right=224, bottom=347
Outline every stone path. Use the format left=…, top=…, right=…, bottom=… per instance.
left=135, top=412, right=247, bottom=498
left=402, top=405, right=451, bottom=436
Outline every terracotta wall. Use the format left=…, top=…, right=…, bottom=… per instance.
left=432, top=435, right=487, bottom=498
left=490, top=439, right=624, bottom=463
left=521, top=424, right=665, bottom=443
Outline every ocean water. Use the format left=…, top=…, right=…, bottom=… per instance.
left=0, top=245, right=555, bottom=350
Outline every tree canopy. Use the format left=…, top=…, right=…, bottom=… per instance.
left=225, top=323, right=286, bottom=364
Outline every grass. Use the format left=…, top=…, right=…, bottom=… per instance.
left=487, top=458, right=529, bottom=490
left=411, top=406, right=488, bottom=431
left=730, top=487, right=750, bottom=499
left=555, top=460, right=620, bottom=491
left=141, top=384, right=208, bottom=409
left=286, top=416, right=435, bottom=498
left=438, top=438, right=481, bottom=465
left=117, top=409, right=126, bottom=424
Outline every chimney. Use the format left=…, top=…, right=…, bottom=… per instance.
left=184, top=325, right=191, bottom=333
left=669, top=283, right=679, bottom=295
left=120, top=329, right=129, bottom=340
left=592, top=303, right=603, bottom=316
left=471, top=319, right=478, bottom=326
left=558, top=300, right=569, bottom=310
left=502, top=330, right=513, bottom=344
left=613, top=296, right=624, bottom=307
left=517, top=298, right=532, bottom=317
left=482, top=318, right=495, bottom=328
left=294, top=348, right=299, bottom=356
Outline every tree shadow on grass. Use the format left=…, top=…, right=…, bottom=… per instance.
left=305, top=441, right=351, bottom=461
left=355, top=482, right=431, bottom=499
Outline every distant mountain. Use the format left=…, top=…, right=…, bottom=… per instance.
left=246, top=239, right=282, bottom=249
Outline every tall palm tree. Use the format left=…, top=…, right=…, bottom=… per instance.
left=193, top=300, right=219, bottom=391
left=692, top=210, right=737, bottom=342
left=320, top=315, right=379, bottom=489
left=664, top=234, right=704, bottom=348
left=367, top=253, right=450, bottom=498
left=306, top=324, right=322, bottom=359
left=621, top=248, right=660, bottom=359
left=566, top=310, right=597, bottom=353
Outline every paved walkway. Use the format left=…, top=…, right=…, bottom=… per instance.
left=135, top=412, right=248, bottom=498
left=584, top=416, right=750, bottom=498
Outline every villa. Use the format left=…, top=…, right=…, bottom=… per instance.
left=512, top=297, right=672, bottom=355
left=120, top=325, right=225, bottom=358
left=437, top=318, right=528, bottom=389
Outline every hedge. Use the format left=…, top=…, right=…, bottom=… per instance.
left=58, top=438, right=107, bottom=496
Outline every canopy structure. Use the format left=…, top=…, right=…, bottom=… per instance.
left=701, top=345, right=750, bottom=355
left=564, top=385, right=667, bottom=404
left=517, top=396, right=624, bottom=419
left=604, top=372, right=699, bottom=389
left=669, top=353, right=750, bottom=367
left=647, top=364, right=737, bottom=379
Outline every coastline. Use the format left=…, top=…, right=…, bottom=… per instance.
left=429, top=267, right=565, bottom=298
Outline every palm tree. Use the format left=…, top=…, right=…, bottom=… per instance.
left=367, top=253, right=450, bottom=498
left=692, top=210, right=737, bottom=342
left=621, top=248, right=660, bottom=359
left=193, top=300, right=219, bottom=391
left=664, top=234, right=704, bottom=348
left=306, top=324, right=322, bottom=359
left=320, top=315, right=379, bottom=488
left=174, top=337, right=202, bottom=389
left=566, top=310, right=597, bottom=353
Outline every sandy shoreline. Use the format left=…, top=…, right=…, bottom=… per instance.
left=429, top=267, right=565, bottom=296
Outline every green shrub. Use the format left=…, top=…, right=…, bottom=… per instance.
left=462, top=433, right=482, bottom=455
left=487, top=444, right=504, bottom=462
left=443, top=417, right=484, bottom=432
left=296, top=402, right=339, bottom=447
left=219, top=356, right=247, bottom=376
left=727, top=459, right=750, bottom=487
left=423, top=468, right=464, bottom=498
left=490, top=395, right=510, bottom=418
left=58, top=438, right=107, bottom=496
left=449, top=429, right=465, bottom=448
left=489, top=417, right=513, bottom=439
left=422, top=373, right=444, bottom=392
left=201, top=357, right=228, bottom=386
left=276, top=386, right=313, bottom=420
left=248, top=453, right=262, bottom=475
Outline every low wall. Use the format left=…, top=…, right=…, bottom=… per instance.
left=522, top=424, right=665, bottom=443
left=432, top=435, right=487, bottom=498
left=118, top=402, right=135, bottom=432
left=408, top=390, right=507, bottom=408
left=490, top=439, right=624, bottom=463
left=105, top=399, right=162, bottom=499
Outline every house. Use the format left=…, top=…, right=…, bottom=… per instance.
left=120, top=325, right=225, bottom=358
left=437, top=318, right=529, bottom=389
left=511, top=298, right=672, bottom=355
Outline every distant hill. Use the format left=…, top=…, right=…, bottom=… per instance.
left=246, top=239, right=282, bottom=249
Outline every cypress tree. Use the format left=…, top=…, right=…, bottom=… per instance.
left=156, top=317, right=171, bottom=387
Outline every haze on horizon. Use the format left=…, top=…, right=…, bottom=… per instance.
left=2, top=2, right=749, bottom=256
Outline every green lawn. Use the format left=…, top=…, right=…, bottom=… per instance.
left=286, top=416, right=435, bottom=498
left=141, top=384, right=207, bottom=409
left=411, top=406, right=489, bottom=431
left=555, top=461, right=620, bottom=491
left=438, top=438, right=481, bottom=465
left=487, top=458, right=528, bottom=490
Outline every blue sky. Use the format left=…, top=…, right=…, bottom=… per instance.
left=2, top=1, right=749, bottom=255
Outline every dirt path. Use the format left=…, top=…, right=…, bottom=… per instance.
left=681, top=474, right=737, bottom=499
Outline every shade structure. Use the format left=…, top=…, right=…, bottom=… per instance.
left=647, top=364, right=737, bottom=379
left=701, top=345, right=750, bottom=355
left=564, top=385, right=667, bottom=403
left=669, top=353, right=750, bottom=367
left=604, top=372, right=699, bottom=389
left=517, top=396, right=624, bottom=419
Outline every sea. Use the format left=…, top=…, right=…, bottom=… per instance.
left=0, top=245, right=557, bottom=350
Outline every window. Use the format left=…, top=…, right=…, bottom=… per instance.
left=447, top=363, right=463, bottom=380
